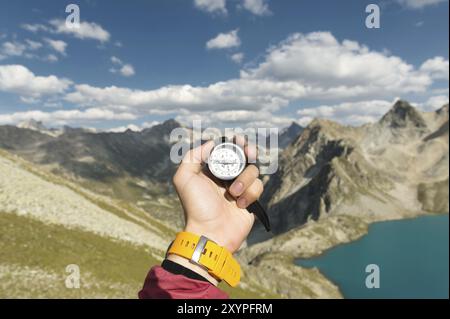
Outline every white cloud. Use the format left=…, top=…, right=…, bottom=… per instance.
left=21, top=23, right=50, bottom=33
left=206, top=29, right=240, bottom=50
left=44, top=38, right=68, bottom=55
left=63, top=32, right=439, bottom=120
left=431, top=87, right=449, bottom=95
left=0, top=40, right=49, bottom=61
left=231, top=52, right=244, bottom=64
left=0, top=64, right=72, bottom=97
left=64, top=79, right=291, bottom=113
left=0, top=38, right=67, bottom=62
left=45, top=54, right=59, bottom=63
left=111, top=56, right=123, bottom=65
left=27, top=19, right=111, bottom=43
left=175, top=109, right=292, bottom=129
left=297, top=116, right=314, bottom=127
left=194, top=0, right=227, bottom=15
left=109, top=56, right=135, bottom=77
left=107, top=121, right=159, bottom=133
left=421, top=95, right=449, bottom=111
left=297, top=99, right=395, bottom=126
left=0, top=108, right=136, bottom=126
left=142, top=121, right=161, bottom=128
left=194, top=0, right=272, bottom=16
left=1, top=41, right=27, bottom=56
left=241, top=0, right=271, bottom=16
left=20, top=96, right=41, bottom=104
left=107, top=124, right=142, bottom=133
left=415, top=21, right=425, bottom=27
left=120, top=64, right=135, bottom=77
left=3, top=32, right=427, bottom=117
left=25, top=39, right=43, bottom=50
left=43, top=101, right=63, bottom=108
left=420, top=56, right=449, bottom=81
left=396, top=0, right=448, bottom=9
left=1, top=32, right=445, bottom=129
left=242, top=32, right=431, bottom=98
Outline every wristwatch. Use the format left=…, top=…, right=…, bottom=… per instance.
left=167, top=231, right=241, bottom=287
left=207, top=136, right=271, bottom=232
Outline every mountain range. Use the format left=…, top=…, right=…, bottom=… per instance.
left=0, top=100, right=448, bottom=298
left=252, top=101, right=449, bottom=239
left=240, top=100, right=448, bottom=297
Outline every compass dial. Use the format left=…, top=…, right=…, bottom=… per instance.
left=208, top=142, right=246, bottom=180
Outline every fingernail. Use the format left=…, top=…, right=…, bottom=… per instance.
left=231, top=182, right=244, bottom=196
left=237, top=197, right=247, bottom=208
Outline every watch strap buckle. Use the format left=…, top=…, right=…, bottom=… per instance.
left=190, top=235, right=208, bottom=266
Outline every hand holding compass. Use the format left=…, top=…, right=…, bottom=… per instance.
left=172, top=136, right=270, bottom=255
left=207, top=137, right=271, bottom=232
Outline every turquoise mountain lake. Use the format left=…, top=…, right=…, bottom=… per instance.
left=297, top=214, right=449, bottom=299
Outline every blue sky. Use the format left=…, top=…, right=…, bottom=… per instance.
left=0, top=0, right=448, bottom=131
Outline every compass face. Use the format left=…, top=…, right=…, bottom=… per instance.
left=208, top=142, right=246, bottom=180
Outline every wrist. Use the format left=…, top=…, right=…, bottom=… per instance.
left=166, top=254, right=219, bottom=286
left=184, top=224, right=239, bottom=254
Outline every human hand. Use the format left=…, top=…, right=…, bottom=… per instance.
left=172, top=138, right=263, bottom=254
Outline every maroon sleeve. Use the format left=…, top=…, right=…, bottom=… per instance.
left=138, top=266, right=229, bottom=299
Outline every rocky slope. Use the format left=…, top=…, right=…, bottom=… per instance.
left=0, top=151, right=170, bottom=251
left=238, top=215, right=369, bottom=298
left=253, top=101, right=449, bottom=240
left=0, top=119, right=184, bottom=229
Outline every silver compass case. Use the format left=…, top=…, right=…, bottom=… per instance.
left=207, top=142, right=246, bottom=181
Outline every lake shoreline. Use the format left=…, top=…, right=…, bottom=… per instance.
left=298, top=211, right=448, bottom=261
left=240, top=212, right=448, bottom=298
left=296, top=213, right=449, bottom=299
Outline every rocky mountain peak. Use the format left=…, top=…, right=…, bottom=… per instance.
left=283, top=122, right=303, bottom=135
left=253, top=99, right=449, bottom=238
left=379, top=100, right=427, bottom=129
left=300, top=118, right=353, bottom=142
left=142, top=119, right=181, bottom=136
left=17, top=119, right=47, bottom=132
left=160, top=119, right=181, bottom=130
left=278, top=122, right=304, bottom=148
left=17, top=119, right=62, bottom=137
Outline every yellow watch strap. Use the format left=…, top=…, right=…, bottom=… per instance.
left=167, top=231, right=241, bottom=287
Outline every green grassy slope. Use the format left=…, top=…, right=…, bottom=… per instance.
left=0, top=212, right=277, bottom=299
left=0, top=212, right=160, bottom=298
